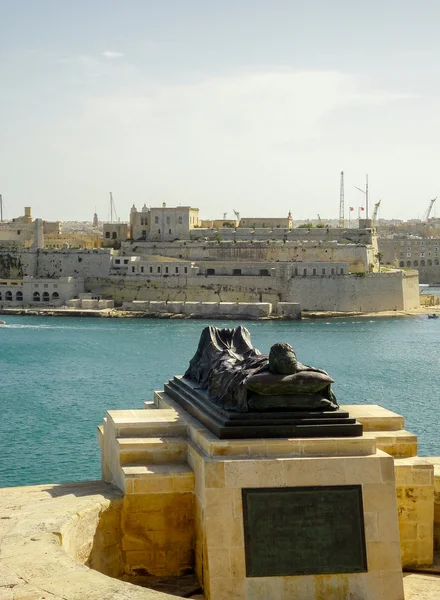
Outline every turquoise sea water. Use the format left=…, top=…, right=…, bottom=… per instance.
left=0, top=315, right=439, bottom=488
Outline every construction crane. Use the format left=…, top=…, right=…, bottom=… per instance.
left=339, top=171, right=344, bottom=227
left=109, top=192, right=118, bottom=223
left=423, top=197, right=437, bottom=222
left=223, top=212, right=227, bottom=220
left=372, top=200, right=381, bottom=222
left=233, top=209, right=240, bottom=222
left=317, top=214, right=323, bottom=225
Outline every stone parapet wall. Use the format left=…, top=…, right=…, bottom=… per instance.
left=122, top=300, right=274, bottom=319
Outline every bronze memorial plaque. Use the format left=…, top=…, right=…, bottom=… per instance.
left=242, top=485, right=367, bottom=577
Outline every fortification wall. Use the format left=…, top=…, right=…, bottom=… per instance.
left=124, top=241, right=375, bottom=272
left=286, top=272, right=420, bottom=312
left=85, top=271, right=418, bottom=313
left=0, top=249, right=112, bottom=279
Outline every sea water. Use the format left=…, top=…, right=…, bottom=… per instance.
left=0, top=315, right=439, bottom=487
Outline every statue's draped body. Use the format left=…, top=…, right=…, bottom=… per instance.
left=184, top=325, right=338, bottom=413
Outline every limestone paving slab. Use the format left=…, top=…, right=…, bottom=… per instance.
left=0, top=482, right=180, bottom=600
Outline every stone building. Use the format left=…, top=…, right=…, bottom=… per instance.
left=379, top=237, right=440, bottom=284
left=0, top=207, right=60, bottom=248
left=130, top=203, right=200, bottom=241
left=239, top=212, right=293, bottom=229
left=0, top=276, right=84, bottom=306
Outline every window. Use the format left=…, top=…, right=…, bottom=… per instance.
left=44, top=284, right=49, bottom=288
left=157, top=267, right=161, bottom=273
left=43, top=292, right=50, bottom=302
left=124, top=259, right=129, bottom=265
left=399, top=261, right=404, bottom=267
left=5, top=291, right=12, bottom=301
left=141, top=217, right=144, bottom=225
left=322, top=268, right=326, bottom=275
left=340, top=268, right=344, bottom=274
left=413, top=260, right=418, bottom=267
left=184, top=267, right=188, bottom=274
left=178, top=216, right=183, bottom=224
left=155, top=216, right=159, bottom=224
left=207, top=268, right=216, bottom=275
left=294, top=267, right=298, bottom=276
left=407, top=261, right=412, bottom=267
left=233, top=269, right=242, bottom=276
left=105, top=232, right=110, bottom=238
left=435, top=259, right=440, bottom=266
left=158, top=229, right=160, bottom=234
left=16, top=291, right=23, bottom=301
left=35, top=284, right=39, bottom=288
left=112, top=231, right=117, bottom=239
left=132, top=266, right=135, bottom=273
left=115, top=259, right=120, bottom=264
left=0, top=292, right=2, bottom=300
left=169, top=229, right=172, bottom=234
left=53, top=284, right=58, bottom=289
left=150, top=266, right=153, bottom=273
left=331, top=268, right=335, bottom=275
left=141, top=266, right=144, bottom=273
left=175, top=267, right=179, bottom=274
left=33, top=292, right=40, bottom=302
left=312, top=268, right=317, bottom=275
left=165, top=267, right=169, bottom=273
left=420, top=260, right=425, bottom=267
left=17, top=230, right=21, bottom=235
left=166, top=216, right=170, bottom=224
left=52, top=292, right=59, bottom=300
left=260, top=269, right=269, bottom=276
left=303, top=268, right=307, bottom=276
left=142, top=230, right=147, bottom=237
left=428, top=259, right=432, bottom=266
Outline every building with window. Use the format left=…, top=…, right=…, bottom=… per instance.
left=0, top=276, right=84, bottom=306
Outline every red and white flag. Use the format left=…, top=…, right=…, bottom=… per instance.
left=360, top=206, right=365, bottom=211
left=349, top=207, right=354, bottom=211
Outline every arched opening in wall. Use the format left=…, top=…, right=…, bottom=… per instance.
left=428, top=259, right=432, bottom=266
left=112, top=232, right=117, bottom=240
left=340, top=268, right=344, bottom=274
left=435, top=260, right=440, bottom=266
left=303, top=268, right=307, bottom=276
left=406, top=261, right=412, bottom=267
left=420, top=260, right=425, bottom=267
left=43, top=292, right=50, bottom=302
left=331, top=268, right=335, bottom=275
left=33, top=292, right=40, bottom=302
left=52, top=292, right=59, bottom=300
left=5, top=291, right=12, bottom=301
left=322, top=268, right=326, bottom=275
left=312, top=268, right=317, bottom=276
left=413, top=260, right=419, bottom=267
left=399, top=261, right=404, bottom=267
left=105, top=232, right=110, bottom=238
left=16, top=291, right=23, bottom=301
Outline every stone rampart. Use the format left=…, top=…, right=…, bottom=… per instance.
left=122, top=300, right=273, bottom=319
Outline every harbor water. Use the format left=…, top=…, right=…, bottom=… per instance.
left=0, top=315, right=439, bottom=488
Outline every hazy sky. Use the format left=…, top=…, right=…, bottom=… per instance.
left=1, top=0, right=439, bottom=222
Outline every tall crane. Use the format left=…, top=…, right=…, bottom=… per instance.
left=233, top=209, right=240, bottom=222
left=109, top=192, right=118, bottom=223
left=339, top=171, right=344, bottom=227
left=423, top=197, right=437, bottom=222
left=372, top=200, right=381, bottom=222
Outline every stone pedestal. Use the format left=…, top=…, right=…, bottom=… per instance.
left=100, top=394, right=406, bottom=599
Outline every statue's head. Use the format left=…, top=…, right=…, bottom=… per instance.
left=268, top=343, right=298, bottom=374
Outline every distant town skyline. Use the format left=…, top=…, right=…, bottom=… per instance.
left=1, top=1, right=440, bottom=222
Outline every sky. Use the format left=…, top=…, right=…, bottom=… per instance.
left=1, top=0, right=440, bottom=222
